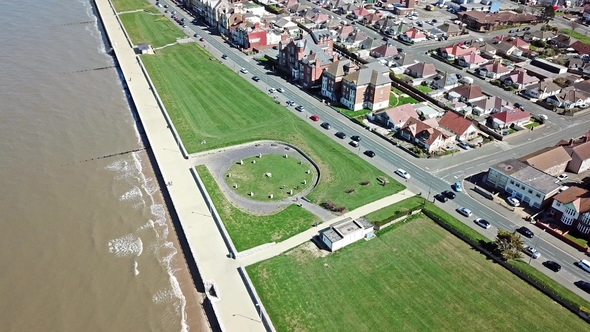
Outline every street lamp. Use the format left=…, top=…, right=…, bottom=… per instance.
left=255, top=303, right=262, bottom=322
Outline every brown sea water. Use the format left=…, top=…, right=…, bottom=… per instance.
left=0, top=0, right=206, bottom=331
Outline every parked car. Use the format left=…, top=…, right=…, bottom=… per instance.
left=443, top=190, right=456, bottom=199
left=269, top=88, right=276, bottom=93
left=575, top=280, right=590, bottom=294
left=474, top=218, right=491, bottom=229
left=453, top=181, right=462, bottom=192
left=434, top=193, right=448, bottom=203
left=507, top=197, right=520, bottom=207
left=397, top=47, right=403, bottom=53
left=351, top=135, right=361, bottom=142
left=335, top=131, right=346, bottom=139
left=509, top=29, right=515, bottom=33
left=364, top=150, right=376, bottom=158
left=457, top=141, right=470, bottom=150
left=310, top=115, right=320, bottom=121
left=517, top=226, right=534, bottom=238
left=252, top=76, right=260, bottom=82
left=350, top=140, right=359, bottom=148
left=577, top=259, right=590, bottom=273
left=523, top=245, right=540, bottom=259
left=221, top=54, right=227, bottom=59
left=321, top=122, right=331, bottom=129
left=199, top=37, right=205, bottom=41
left=457, top=207, right=472, bottom=217
left=240, top=68, right=248, bottom=74
left=286, top=100, right=295, bottom=106
left=295, top=105, right=305, bottom=112
left=543, top=261, right=561, bottom=272
left=431, top=19, right=437, bottom=23
left=395, top=169, right=411, bottom=179
left=277, top=87, right=285, bottom=93
left=557, top=174, right=569, bottom=182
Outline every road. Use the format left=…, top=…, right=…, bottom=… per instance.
left=160, top=1, right=590, bottom=300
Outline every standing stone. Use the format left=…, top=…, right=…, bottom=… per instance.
left=288, top=190, right=293, bottom=195
left=234, top=184, right=238, bottom=188
left=258, top=153, right=262, bottom=158
left=269, top=194, right=273, bottom=199
left=298, top=160, right=302, bottom=164
left=302, top=180, right=306, bottom=185
left=252, top=160, right=256, bottom=164
left=306, top=170, right=310, bottom=174
left=239, top=160, right=243, bottom=165
left=227, top=173, right=231, bottom=178
left=250, top=192, right=254, bottom=196
left=284, top=154, right=288, bottom=158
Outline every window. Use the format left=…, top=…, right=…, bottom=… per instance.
left=528, top=189, right=533, bottom=194
left=515, top=183, right=520, bottom=188
left=536, top=193, right=541, bottom=198
left=555, top=201, right=561, bottom=207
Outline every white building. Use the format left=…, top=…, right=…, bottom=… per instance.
left=320, top=217, right=375, bottom=251
left=550, top=186, right=590, bottom=235
left=486, top=159, right=561, bottom=209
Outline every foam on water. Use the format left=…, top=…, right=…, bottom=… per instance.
left=120, top=186, right=143, bottom=202
left=108, top=233, right=143, bottom=257
left=79, top=0, right=107, bottom=55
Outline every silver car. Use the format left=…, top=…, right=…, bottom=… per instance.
left=524, top=245, right=541, bottom=259
left=457, top=207, right=472, bottom=217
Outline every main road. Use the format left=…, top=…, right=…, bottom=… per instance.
left=161, top=1, right=590, bottom=300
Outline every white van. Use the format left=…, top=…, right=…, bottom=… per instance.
left=460, top=77, right=474, bottom=84
left=578, top=259, right=590, bottom=273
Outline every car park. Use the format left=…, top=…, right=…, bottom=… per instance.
left=517, top=226, right=534, bottom=238
left=523, top=245, right=540, bottom=259
left=543, top=261, right=561, bottom=272
left=395, top=169, right=411, bottom=179
left=286, top=100, right=295, bottom=106
left=507, top=197, right=520, bottom=207
left=240, top=68, right=248, bottom=74
left=351, top=135, right=361, bottom=142
left=474, top=218, right=491, bottom=229
left=295, top=105, right=305, bottom=112
left=310, top=115, right=320, bottom=121
left=277, top=87, right=284, bottom=93
left=364, top=150, right=375, bottom=158
left=457, top=141, right=470, bottom=150
left=335, top=131, right=347, bottom=139
left=321, top=122, right=331, bottom=129
left=457, top=207, right=472, bottom=217
left=575, top=280, right=590, bottom=293
left=453, top=181, right=462, bottom=192
left=252, top=76, right=260, bottom=81
left=557, top=174, right=569, bottom=182
left=442, top=190, right=456, bottom=199
left=434, top=193, right=448, bottom=203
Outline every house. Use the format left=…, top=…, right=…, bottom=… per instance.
left=550, top=187, right=590, bottom=236
left=392, top=52, right=417, bottom=70
left=547, top=88, right=590, bottom=109
left=474, top=42, right=498, bottom=57
left=551, top=34, right=577, bottom=49
left=486, top=159, right=561, bottom=209
left=359, top=37, right=382, bottom=51
left=399, top=117, right=450, bottom=153
left=340, top=63, right=392, bottom=111
left=370, top=43, right=398, bottom=58
left=273, top=17, right=299, bottom=36
left=518, top=146, right=572, bottom=177
left=457, top=52, right=489, bottom=69
left=574, top=80, right=590, bottom=94
left=440, top=44, right=477, bottom=60
left=448, top=84, right=486, bottom=103
left=374, top=16, right=398, bottom=32
left=477, top=61, right=511, bottom=79
left=437, top=23, right=461, bottom=37
left=571, top=41, right=590, bottom=56
left=459, top=11, right=538, bottom=32
left=371, top=104, right=419, bottom=131
left=527, top=30, right=555, bottom=41
left=502, top=36, right=530, bottom=50
left=556, top=130, right=590, bottom=173
left=405, top=62, right=437, bottom=79
left=524, top=80, right=562, bottom=100
left=350, top=7, right=371, bottom=19
left=344, top=30, right=368, bottom=48
left=400, top=28, right=426, bottom=43
left=363, top=12, right=382, bottom=25
left=437, top=111, right=478, bottom=141
left=500, top=69, right=539, bottom=90
left=320, top=217, right=375, bottom=251
left=321, top=59, right=355, bottom=103
left=414, top=104, right=441, bottom=119
left=489, top=108, right=531, bottom=129
left=431, top=72, right=460, bottom=90
left=494, top=43, right=522, bottom=57
left=335, top=25, right=355, bottom=41
left=472, top=96, right=511, bottom=115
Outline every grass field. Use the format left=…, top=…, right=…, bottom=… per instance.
left=389, top=87, right=419, bottom=107
left=224, top=154, right=315, bottom=202
left=365, top=195, right=424, bottom=224
left=119, top=12, right=185, bottom=48
left=111, top=0, right=157, bottom=13
left=562, top=29, right=590, bottom=45
left=197, top=165, right=320, bottom=251
left=141, top=43, right=404, bottom=209
left=248, top=216, right=590, bottom=332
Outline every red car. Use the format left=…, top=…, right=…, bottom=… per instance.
left=310, top=115, right=319, bottom=121
left=199, top=37, right=205, bottom=42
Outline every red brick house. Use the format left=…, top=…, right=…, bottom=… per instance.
left=437, top=111, right=478, bottom=142
left=320, top=59, right=356, bottom=103
left=399, top=117, right=450, bottom=153
left=340, top=63, right=392, bottom=111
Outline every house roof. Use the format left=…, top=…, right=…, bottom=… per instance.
left=551, top=88, right=590, bottom=103
left=352, top=7, right=370, bottom=16
left=552, top=33, right=577, bottom=46
left=360, top=37, right=382, bottom=50
left=380, top=104, right=419, bottom=127
left=526, top=80, right=561, bottom=93
left=556, top=130, right=590, bottom=161
left=459, top=11, right=537, bottom=24
left=553, top=187, right=590, bottom=214
left=473, top=96, right=511, bottom=112
left=406, top=62, right=436, bottom=77
left=502, top=69, right=539, bottom=85
left=336, top=25, right=354, bottom=38
left=459, top=51, right=488, bottom=64
left=401, top=117, right=446, bottom=146
left=371, top=43, right=398, bottom=58
left=437, top=23, right=460, bottom=34
left=476, top=42, right=497, bottom=54
left=531, top=30, right=555, bottom=40
left=449, top=84, right=483, bottom=100
left=324, top=59, right=353, bottom=77
left=494, top=42, right=517, bottom=54
left=437, top=111, right=475, bottom=135
left=571, top=41, right=590, bottom=55
left=490, top=159, right=560, bottom=194
left=502, top=36, right=529, bottom=49
left=490, top=108, right=531, bottom=124
left=405, top=28, right=426, bottom=40
left=433, top=72, right=458, bottom=87
left=346, top=30, right=368, bottom=43
left=482, top=61, right=510, bottom=74
left=343, top=64, right=390, bottom=86
left=518, top=146, right=572, bottom=172
left=574, top=80, right=590, bottom=94
left=442, top=44, right=477, bottom=57
left=394, top=53, right=416, bottom=67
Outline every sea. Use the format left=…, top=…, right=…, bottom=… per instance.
left=0, top=0, right=206, bottom=331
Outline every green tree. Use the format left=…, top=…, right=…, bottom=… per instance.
left=541, top=6, right=556, bottom=22
left=494, top=229, right=524, bottom=261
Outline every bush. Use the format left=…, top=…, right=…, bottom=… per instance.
left=321, top=200, right=346, bottom=213
left=346, top=188, right=355, bottom=194
left=360, top=180, right=370, bottom=186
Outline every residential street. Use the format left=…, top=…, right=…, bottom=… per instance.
left=160, top=0, right=590, bottom=301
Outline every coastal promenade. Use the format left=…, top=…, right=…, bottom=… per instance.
left=92, top=0, right=266, bottom=331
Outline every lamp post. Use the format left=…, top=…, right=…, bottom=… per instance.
left=255, top=303, right=262, bottom=322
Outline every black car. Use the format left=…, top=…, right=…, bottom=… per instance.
left=575, top=280, right=590, bottom=294
left=442, top=190, right=456, bottom=199
left=364, top=150, right=375, bottom=158
left=164, top=4, right=169, bottom=8
left=321, top=122, right=331, bottom=130
left=543, top=261, right=562, bottom=272
left=523, top=27, right=531, bottom=31
left=431, top=19, right=437, bottom=23
left=397, top=48, right=403, bottom=53
left=335, top=132, right=346, bottom=139
left=252, top=76, right=260, bottom=82
left=517, top=226, right=534, bottom=238
left=434, top=193, right=448, bottom=203
left=351, top=135, right=361, bottom=142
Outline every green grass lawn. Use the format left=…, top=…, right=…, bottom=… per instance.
left=111, top=0, right=158, bottom=13
left=415, top=85, right=432, bottom=93
left=248, top=216, right=590, bottom=332
left=389, top=88, right=419, bottom=107
left=197, top=165, right=320, bottom=251
left=365, top=195, right=424, bottom=224
left=562, top=29, right=590, bottom=45
left=334, top=107, right=373, bottom=119
left=566, top=233, right=589, bottom=247
left=119, top=12, right=185, bottom=48
left=141, top=44, right=404, bottom=210
left=224, top=154, right=315, bottom=202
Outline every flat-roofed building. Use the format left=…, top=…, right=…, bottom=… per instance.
left=320, top=217, right=374, bottom=251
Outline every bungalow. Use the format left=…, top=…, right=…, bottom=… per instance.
left=474, top=42, right=498, bottom=57
left=335, top=25, right=355, bottom=42
left=414, top=104, right=441, bottom=119
left=556, top=130, right=590, bottom=174
left=551, top=34, right=577, bottom=49
left=489, top=108, right=531, bottom=129
left=359, top=37, right=382, bottom=50
left=524, top=80, right=562, bottom=100
left=431, top=72, right=460, bottom=90
left=370, top=43, right=398, bottom=58
left=547, top=88, right=590, bottom=109
left=457, top=51, right=489, bottom=69
left=440, top=44, right=477, bottom=60
left=400, top=28, right=426, bottom=43
left=478, top=61, right=511, bottom=79
left=363, top=12, right=382, bottom=25
left=405, top=62, right=437, bottom=79
left=448, top=84, right=486, bottom=103
left=472, top=96, right=512, bottom=115
left=351, top=7, right=371, bottom=19
left=374, top=16, right=398, bottom=32
left=500, top=69, right=539, bottom=90
left=371, top=104, right=419, bottom=131
left=502, top=36, right=530, bottom=50
left=392, top=52, right=418, bottom=73
left=399, top=117, right=451, bottom=153
left=526, top=30, right=555, bottom=42
left=571, top=41, right=590, bottom=56
left=437, top=111, right=479, bottom=141
left=550, top=186, right=590, bottom=236
left=518, top=146, right=572, bottom=177
left=437, top=23, right=461, bottom=37
left=495, top=43, right=522, bottom=57
left=344, top=30, right=368, bottom=48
